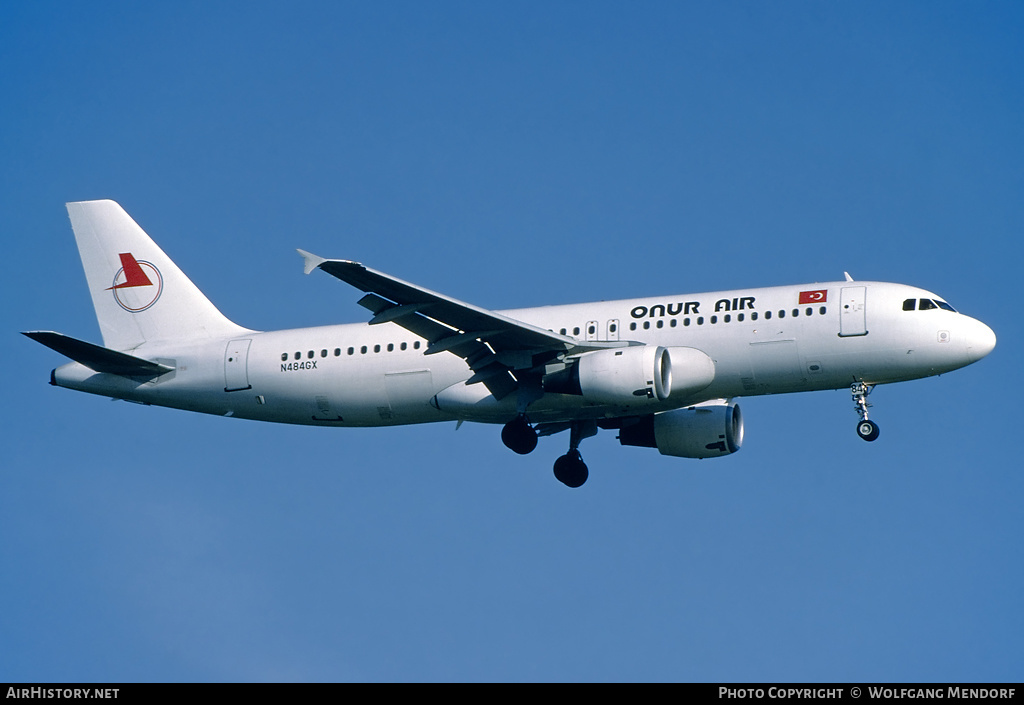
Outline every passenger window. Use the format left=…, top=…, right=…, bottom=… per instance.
left=751, top=312, right=758, bottom=321
left=819, top=307, right=826, bottom=315
left=347, top=347, right=354, bottom=355
left=360, top=346, right=367, bottom=354
left=294, top=352, right=301, bottom=360
left=321, top=349, right=327, bottom=358
left=765, top=311, right=771, bottom=320
left=805, top=307, right=812, bottom=316
left=724, top=314, right=731, bottom=323
left=281, top=353, right=288, bottom=361
left=710, top=315, right=718, bottom=324
left=737, top=313, right=744, bottom=322
left=401, top=342, right=407, bottom=350
left=697, top=317, right=704, bottom=325
left=656, top=320, right=663, bottom=328
left=630, top=322, right=637, bottom=331
left=334, top=348, right=341, bottom=356
left=307, top=350, right=314, bottom=359
left=387, top=343, right=394, bottom=352
left=374, top=344, right=381, bottom=353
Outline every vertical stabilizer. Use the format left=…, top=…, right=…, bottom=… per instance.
left=66, top=200, right=251, bottom=350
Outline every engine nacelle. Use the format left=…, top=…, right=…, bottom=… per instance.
left=543, top=345, right=715, bottom=408
left=618, top=399, right=744, bottom=459
left=662, top=346, right=716, bottom=398
left=576, top=345, right=671, bottom=405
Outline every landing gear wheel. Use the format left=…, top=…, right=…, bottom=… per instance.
left=501, top=415, right=538, bottom=455
left=857, top=419, right=880, bottom=442
left=553, top=450, right=589, bottom=488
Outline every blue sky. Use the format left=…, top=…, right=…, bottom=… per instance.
left=2, top=2, right=1022, bottom=682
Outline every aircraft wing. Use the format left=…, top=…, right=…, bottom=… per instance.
left=298, top=251, right=627, bottom=399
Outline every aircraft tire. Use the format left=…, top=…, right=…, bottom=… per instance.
left=553, top=450, right=589, bottom=488
left=856, top=420, right=880, bottom=442
left=501, top=415, right=538, bottom=455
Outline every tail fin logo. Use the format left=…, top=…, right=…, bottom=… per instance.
left=107, top=253, right=163, bottom=312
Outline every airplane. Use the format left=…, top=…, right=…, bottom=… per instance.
left=24, top=200, right=997, bottom=487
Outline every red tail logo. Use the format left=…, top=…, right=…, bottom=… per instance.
left=108, top=252, right=153, bottom=289
left=108, top=253, right=163, bottom=312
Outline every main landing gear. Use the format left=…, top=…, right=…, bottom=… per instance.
left=553, top=421, right=597, bottom=488
left=852, top=381, right=880, bottom=442
left=553, top=450, right=588, bottom=488
left=501, top=414, right=538, bottom=455
left=500, top=415, right=596, bottom=488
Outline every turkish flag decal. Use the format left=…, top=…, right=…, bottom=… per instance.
left=799, top=289, right=827, bottom=304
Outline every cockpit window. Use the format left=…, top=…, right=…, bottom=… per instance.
left=906, top=297, right=957, bottom=313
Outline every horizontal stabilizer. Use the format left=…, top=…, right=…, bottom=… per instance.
left=22, top=331, right=174, bottom=378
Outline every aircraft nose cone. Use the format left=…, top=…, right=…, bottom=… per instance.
left=966, top=319, right=996, bottom=363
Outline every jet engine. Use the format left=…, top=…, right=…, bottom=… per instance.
left=543, top=345, right=669, bottom=406
left=618, top=399, right=743, bottom=458
left=576, top=345, right=671, bottom=404
left=543, top=345, right=714, bottom=408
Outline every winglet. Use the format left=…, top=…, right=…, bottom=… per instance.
left=844, top=271, right=855, bottom=282
left=297, top=249, right=327, bottom=275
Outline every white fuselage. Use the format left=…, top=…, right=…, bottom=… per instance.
left=52, top=280, right=995, bottom=427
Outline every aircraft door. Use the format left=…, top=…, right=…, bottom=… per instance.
left=224, top=338, right=252, bottom=391
left=839, top=287, right=868, bottom=337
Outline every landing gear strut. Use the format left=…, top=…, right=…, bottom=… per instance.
left=851, top=381, right=880, bottom=442
left=501, top=414, right=538, bottom=455
left=553, top=420, right=597, bottom=488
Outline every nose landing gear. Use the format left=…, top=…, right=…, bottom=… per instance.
left=852, top=382, right=880, bottom=441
